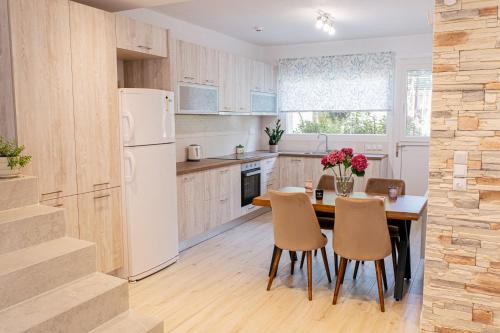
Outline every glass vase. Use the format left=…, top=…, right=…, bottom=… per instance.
left=335, top=176, right=354, bottom=197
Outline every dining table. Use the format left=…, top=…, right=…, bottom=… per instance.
left=252, top=187, right=428, bottom=301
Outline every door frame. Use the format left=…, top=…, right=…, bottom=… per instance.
left=390, top=58, right=432, bottom=179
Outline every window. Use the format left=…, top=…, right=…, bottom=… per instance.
left=278, top=52, right=394, bottom=135
left=405, top=70, right=432, bottom=137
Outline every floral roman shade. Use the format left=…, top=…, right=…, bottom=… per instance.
left=278, top=52, right=395, bottom=112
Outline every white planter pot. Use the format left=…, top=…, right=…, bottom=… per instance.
left=269, top=145, right=278, bottom=153
left=236, top=147, right=245, bottom=154
left=0, top=157, right=21, bottom=178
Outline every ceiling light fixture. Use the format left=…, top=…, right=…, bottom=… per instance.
left=315, top=10, right=335, bottom=36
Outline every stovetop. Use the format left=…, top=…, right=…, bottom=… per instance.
left=212, top=152, right=271, bottom=161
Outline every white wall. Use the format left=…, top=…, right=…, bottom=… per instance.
left=120, top=9, right=268, bottom=161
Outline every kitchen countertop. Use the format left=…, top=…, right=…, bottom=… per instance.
left=176, top=151, right=387, bottom=175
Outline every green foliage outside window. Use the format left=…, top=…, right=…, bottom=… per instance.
left=292, top=111, right=387, bottom=135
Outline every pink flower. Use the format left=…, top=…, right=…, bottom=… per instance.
left=327, top=150, right=345, bottom=165
left=321, top=155, right=328, bottom=167
left=351, top=154, right=368, bottom=172
left=341, top=148, right=353, bottom=157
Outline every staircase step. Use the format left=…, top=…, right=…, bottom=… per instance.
left=0, top=237, right=96, bottom=310
left=90, top=310, right=164, bottom=333
left=0, top=272, right=129, bottom=333
left=0, top=176, right=38, bottom=210
left=0, top=204, right=65, bottom=254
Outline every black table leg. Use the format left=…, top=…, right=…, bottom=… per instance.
left=404, top=220, right=412, bottom=279
left=269, top=245, right=278, bottom=277
left=394, top=220, right=410, bottom=301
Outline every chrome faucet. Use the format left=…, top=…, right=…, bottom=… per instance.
left=317, top=133, right=330, bottom=152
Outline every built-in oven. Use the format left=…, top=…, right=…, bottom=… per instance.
left=241, top=161, right=261, bottom=207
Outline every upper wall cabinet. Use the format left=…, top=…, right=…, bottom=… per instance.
left=251, top=60, right=276, bottom=94
left=199, top=45, right=219, bottom=86
left=235, top=56, right=251, bottom=113
left=70, top=2, right=121, bottom=194
left=116, top=15, right=167, bottom=59
left=176, top=40, right=199, bottom=84
left=5, top=0, right=78, bottom=201
left=218, top=51, right=236, bottom=112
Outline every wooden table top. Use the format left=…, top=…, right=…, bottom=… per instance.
left=252, top=187, right=428, bottom=221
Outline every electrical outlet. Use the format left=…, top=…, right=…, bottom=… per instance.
left=453, top=178, right=467, bottom=191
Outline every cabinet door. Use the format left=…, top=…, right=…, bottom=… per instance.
left=115, top=15, right=167, bottom=58
left=177, top=40, right=199, bottom=83
left=177, top=172, right=208, bottom=241
left=264, top=63, right=275, bottom=93
left=199, top=45, right=218, bottom=86
left=70, top=2, right=121, bottom=194
left=251, top=60, right=265, bottom=92
left=235, top=56, right=251, bottom=113
left=219, top=51, right=236, bottom=112
left=279, top=157, right=305, bottom=187
left=78, top=187, right=123, bottom=273
left=9, top=0, right=77, bottom=201
left=41, top=195, right=80, bottom=239
left=304, top=158, right=327, bottom=188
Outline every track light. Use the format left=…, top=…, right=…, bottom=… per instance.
left=315, top=11, right=335, bottom=36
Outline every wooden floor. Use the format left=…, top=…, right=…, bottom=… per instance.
left=129, top=211, right=424, bottom=333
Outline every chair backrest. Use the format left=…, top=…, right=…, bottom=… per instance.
left=269, top=191, right=325, bottom=251
left=333, top=197, right=391, bottom=261
left=365, top=178, right=406, bottom=196
left=317, top=174, right=335, bottom=191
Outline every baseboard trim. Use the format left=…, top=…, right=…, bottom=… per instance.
left=179, top=207, right=270, bottom=252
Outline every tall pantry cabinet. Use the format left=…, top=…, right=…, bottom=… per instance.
left=1, top=0, right=123, bottom=273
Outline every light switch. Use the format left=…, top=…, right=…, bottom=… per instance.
left=453, top=178, right=467, bottom=191
left=453, top=164, right=467, bottom=177
left=454, top=151, right=468, bottom=165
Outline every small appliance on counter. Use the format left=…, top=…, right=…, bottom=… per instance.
left=187, top=144, right=202, bottom=161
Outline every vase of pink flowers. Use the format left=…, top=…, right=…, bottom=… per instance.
left=320, top=148, right=368, bottom=196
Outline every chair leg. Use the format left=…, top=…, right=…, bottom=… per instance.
left=381, top=259, right=388, bottom=291
left=289, top=251, right=295, bottom=275
left=306, top=251, right=313, bottom=301
left=268, top=245, right=278, bottom=277
left=320, top=247, right=332, bottom=283
left=391, top=238, right=398, bottom=276
left=374, top=260, right=385, bottom=312
left=353, top=261, right=360, bottom=280
left=333, top=257, right=347, bottom=305
left=267, top=248, right=282, bottom=291
left=334, top=252, right=339, bottom=276
left=314, top=249, right=318, bottom=257
left=300, top=251, right=306, bottom=269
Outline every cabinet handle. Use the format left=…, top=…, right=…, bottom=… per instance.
left=94, top=182, right=110, bottom=189
left=137, top=45, right=152, bottom=50
left=53, top=203, right=64, bottom=207
left=94, top=193, right=110, bottom=200
left=204, top=79, right=215, bottom=83
left=220, top=198, right=228, bottom=202
left=183, top=76, right=195, bottom=80
left=291, top=159, right=303, bottom=162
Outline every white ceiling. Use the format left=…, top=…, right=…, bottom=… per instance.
left=152, top=0, right=434, bottom=46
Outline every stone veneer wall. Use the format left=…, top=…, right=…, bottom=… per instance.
left=422, top=0, right=500, bottom=332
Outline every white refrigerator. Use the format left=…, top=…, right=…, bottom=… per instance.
left=119, top=88, right=178, bottom=281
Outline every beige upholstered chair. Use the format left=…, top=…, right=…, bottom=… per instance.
left=333, top=197, right=391, bottom=312
left=362, top=178, right=406, bottom=277
left=267, top=191, right=332, bottom=301
left=300, top=174, right=338, bottom=273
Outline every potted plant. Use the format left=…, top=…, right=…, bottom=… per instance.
left=0, top=136, right=32, bottom=178
left=264, top=119, right=284, bottom=153
left=321, top=148, right=368, bottom=196
left=236, top=144, right=245, bottom=155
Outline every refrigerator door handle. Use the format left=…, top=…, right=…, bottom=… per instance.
left=124, top=150, right=136, bottom=183
left=122, top=111, right=135, bottom=143
left=162, top=95, right=175, bottom=140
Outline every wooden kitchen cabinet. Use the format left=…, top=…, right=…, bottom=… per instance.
left=70, top=2, right=121, bottom=194
left=206, top=165, right=240, bottom=228
left=176, top=40, right=199, bottom=83
left=260, top=157, right=279, bottom=194
left=41, top=195, right=80, bottom=239
left=199, top=45, right=219, bottom=86
left=235, top=56, right=251, bottom=113
left=6, top=0, right=78, bottom=201
left=78, top=187, right=123, bottom=273
left=219, top=51, right=237, bottom=112
left=251, top=60, right=266, bottom=92
left=177, top=172, right=209, bottom=241
left=279, top=157, right=306, bottom=187
left=116, top=14, right=167, bottom=58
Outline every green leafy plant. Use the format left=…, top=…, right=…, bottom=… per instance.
left=264, top=119, right=285, bottom=145
left=0, top=136, right=31, bottom=170
left=236, top=144, right=244, bottom=148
